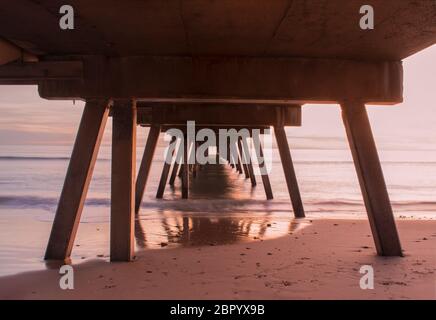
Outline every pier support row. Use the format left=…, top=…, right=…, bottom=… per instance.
left=151, top=134, right=274, bottom=201
left=45, top=101, right=402, bottom=261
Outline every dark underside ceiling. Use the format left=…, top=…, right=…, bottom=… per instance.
left=0, top=0, right=435, bottom=61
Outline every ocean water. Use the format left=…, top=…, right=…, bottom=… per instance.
left=0, top=132, right=435, bottom=276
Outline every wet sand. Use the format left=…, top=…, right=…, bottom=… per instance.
left=0, top=219, right=434, bottom=300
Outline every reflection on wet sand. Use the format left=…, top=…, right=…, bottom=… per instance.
left=135, top=163, right=308, bottom=249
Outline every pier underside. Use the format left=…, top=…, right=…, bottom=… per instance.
left=1, top=1, right=436, bottom=261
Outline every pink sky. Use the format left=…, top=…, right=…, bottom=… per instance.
left=0, top=45, right=435, bottom=147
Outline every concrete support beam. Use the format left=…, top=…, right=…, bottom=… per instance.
left=192, top=163, right=198, bottom=178
left=238, top=137, right=250, bottom=179
left=0, top=38, right=38, bottom=66
left=178, top=164, right=184, bottom=178
left=274, top=126, right=305, bottom=218
left=253, top=135, right=273, bottom=200
left=169, top=144, right=182, bottom=186
left=0, top=38, right=22, bottom=65
left=169, top=162, right=180, bottom=185
left=242, top=137, right=256, bottom=187
left=38, top=57, right=403, bottom=104
left=1, top=1, right=435, bottom=61
left=45, top=99, right=110, bottom=260
left=138, top=104, right=301, bottom=127
left=0, top=61, right=82, bottom=84
left=156, top=136, right=177, bottom=198
left=160, top=125, right=271, bottom=135
left=234, top=141, right=243, bottom=174
left=341, top=101, right=402, bottom=256
left=181, top=135, right=190, bottom=199
left=215, top=146, right=220, bottom=164
left=135, top=125, right=160, bottom=214
left=111, top=100, right=137, bottom=261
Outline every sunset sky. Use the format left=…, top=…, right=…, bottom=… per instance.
left=0, top=45, right=435, bottom=147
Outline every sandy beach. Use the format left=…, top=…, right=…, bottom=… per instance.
left=0, top=219, right=434, bottom=300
